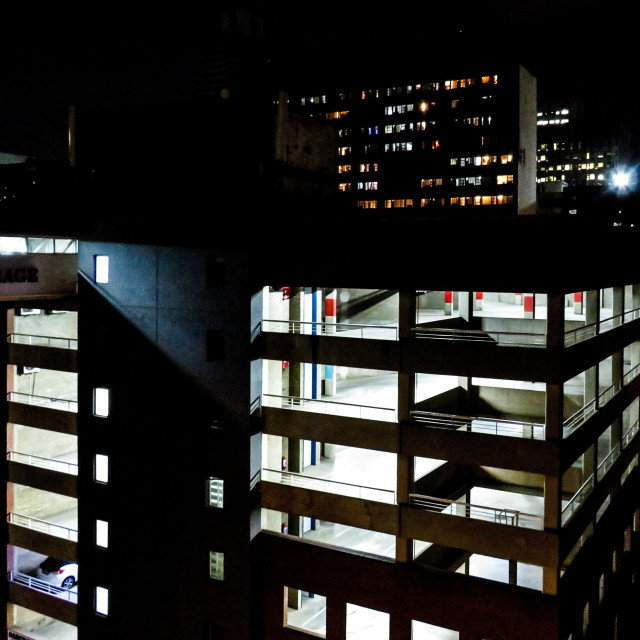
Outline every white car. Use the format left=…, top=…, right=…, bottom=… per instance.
left=37, top=557, right=78, bottom=589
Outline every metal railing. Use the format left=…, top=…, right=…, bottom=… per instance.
left=262, top=468, right=396, bottom=504
left=7, top=333, right=78, bottom=350
left=409, top=493, right=543, bottom=530
left=410, top=410, right=545, bottom=439
left=9, top=628, right=39, bottom=640
left=7, top=571, right=77, bottom=603
left=597, top=444, right=621, bottom=481
left=7, top=512, right=78, bottom=541
left=563, top=440, right=627, bottom=525
left=259, top=319, right=398, bottom=341
left=564, top=307, right=640, bottom=346
left=7, top=391, right=78, bottom=413
left=561, top=475, right=595, bottom=526
left=562, top=378, right=622, bottom=437
left=412, top=326, right=546, bottom=347
left=623, top=362, right=640, bottom=386
left=7, top=451, right=78, bottom=475
left=262, top=393, right=397, bottom=422
left=623, top=419, right=640, bottom=448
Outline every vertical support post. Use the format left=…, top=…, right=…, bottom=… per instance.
left=397, top=291, right=416, bottom=562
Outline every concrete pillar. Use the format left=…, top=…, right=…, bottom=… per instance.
left=543, top=565, right=560, bottom=596
left=324, top=364, right=336, bottom=397
left=586, top=289, right=600, bottom=331
left=632, top=284, right=640, bottom=311
left=398, top=290, right=416, bottom=338
left=515, top=292, right=522, bottom=305
left=325, top=289, right=337, bottom=334
left=390, top=616, right=412, bottom=640
left=586, top=365, right=598, bottom=408
left=474, top=291, right=483, bottom=311
left=396, top=370, right=415, bottom=563
left=545, top=382, right=564, bottom=440
left=444, top=290, right=453, bottom=315
left=524, top=293, right=535, bottom=319
left=583, top=444, right=596, bottom=482
left=544, top=380, right=563, bottom=582
left=573, top=291, right=584, bottom=314
left=546, top=293, right=565, bottom=347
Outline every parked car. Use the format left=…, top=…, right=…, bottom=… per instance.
left=37, top=557, right=77, bottom=589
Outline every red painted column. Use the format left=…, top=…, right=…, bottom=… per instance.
left=444, top=290, right=453, bottom=315
left=475, top=291, right=483, bottom=311
left=524, top=293, right=535, bottom=319
left=573, top=291, right=583, bottom=314
left=325, top=290, right=337, bottom=334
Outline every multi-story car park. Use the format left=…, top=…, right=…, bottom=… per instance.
left=1, top=214, right=640, bottom=640
left=1, top=9, right=639, bottom=636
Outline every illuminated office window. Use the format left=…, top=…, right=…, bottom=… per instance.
left=93, top=388, right=110, bottom=417
left=94, top=255, right=109, bottom=284
left=96, top=520, right=109, bottom=548
left=95, top=454, right=109, bottom=483
left=95, top=587, right=109, bottom=615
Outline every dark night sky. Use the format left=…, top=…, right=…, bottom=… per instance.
left=0, top=1, right=637, bottom=159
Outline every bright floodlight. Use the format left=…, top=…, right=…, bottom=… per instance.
left=611, top=167, right=637, bottom=192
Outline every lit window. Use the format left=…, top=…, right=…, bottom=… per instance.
left=95, top=586, right=109, bottom=615
left=209, top=551, right=224, bottom=581
left=95, top=454, right=109, bottom=483
left=96, top=520, right=109, bottom=548
left=93, top=388, right=110, bottom=417
left=497, top=175, right=513, bottom=185
left=94, top=255, right=109, bottom=284
left=208, top=478, right=224, bottom=508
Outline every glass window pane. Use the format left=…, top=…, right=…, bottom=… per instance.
left=93, top=388, right=110, bottom=417
left=95, top=255, right=109, bottom=284
left=95, top=586, right=109, bottom=615
left=95, top=454, right=109, bottom=483
left=96, top=519, right=109, bottom=548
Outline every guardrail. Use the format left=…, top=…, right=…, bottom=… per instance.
left=8, top=333, right=77, bottom=350
left=7, top=512, right=78, bottom=541
left=561, top=475, right=595, bottom=526
left=564, top=307, right=640, bottom=346
left=409, top=493, right=543, bottom=530
left=410, top=410, right=545, bottom=439
left=7, top=571, right=77, bottom=603
left=597, top=444, right=621, bottom=481
left=7, top=391, right=78, bottom=413
left=7, top=451, right=78, bottom=475
left=623, top=363, right=640, bottom=386
left=623, top=419, right=639, bottom=448
left=259, top=319, right=398, bottom=341
left=262, top=393, right=397, bottom=422
left=9, top=627, right=38, bottom=640
left=412, top=327, right=546, bottom=347
left=262, top=468, right=396, bottom=504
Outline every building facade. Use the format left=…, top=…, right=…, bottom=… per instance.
left=287, top=63, right=537, bottom=216
left=1, top=217, right=640, bottom=640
